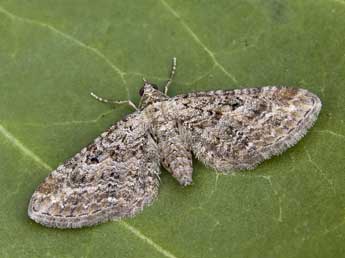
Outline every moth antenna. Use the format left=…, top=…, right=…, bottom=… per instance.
left=90, top=92, right=138, bottom=111
left=164, top=57, right=177, bottom=95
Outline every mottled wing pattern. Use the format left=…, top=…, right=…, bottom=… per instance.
left=28, top=112, right=160, bottom=228
left=171, top=87, right=321, bottom=172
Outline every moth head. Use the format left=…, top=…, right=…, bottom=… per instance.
left=138, top=82, right=159, bottom=97
left=138, top=81, right=168, bottom=108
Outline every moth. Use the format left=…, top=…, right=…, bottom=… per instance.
left=28, top=58, right=322, bottom=228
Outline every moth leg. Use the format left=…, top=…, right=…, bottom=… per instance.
left=164, top=57, right=177, bottom=95
left=90, top=92, right=138, bottom=110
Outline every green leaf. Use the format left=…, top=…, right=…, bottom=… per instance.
left=0, top=0, right=345, bottom=257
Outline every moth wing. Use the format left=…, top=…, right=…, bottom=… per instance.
left=172, top=87, right=321, bottom=172
left=28, top=112, right=160, bottom=228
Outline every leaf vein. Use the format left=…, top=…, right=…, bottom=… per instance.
left=158, top=0, right=238, bottom=83
left=314, top=129, right=345, bottom=140
left=0, top=124, right=51, bottom=170
left=0, top=5, right=130, bottom=99
left=305, top=149, right=336, bottom=194
left=5, top=110, right=116, bottom=128
left=119, top=221, right=178, bottom=258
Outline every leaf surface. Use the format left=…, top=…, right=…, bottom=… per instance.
left=0, top=0, right=345, bottom=257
